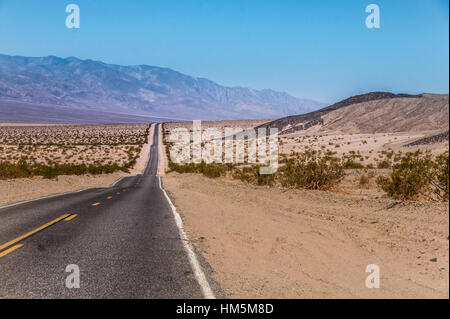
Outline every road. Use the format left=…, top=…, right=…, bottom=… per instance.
left=0, top=124, right=218, bottom=299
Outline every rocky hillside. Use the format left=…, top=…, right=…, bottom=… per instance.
left=406, top=130, right=449, bottom=147
left=0, top=54, right=323, bottom=121
left=256, top=92, right=449, bottom=134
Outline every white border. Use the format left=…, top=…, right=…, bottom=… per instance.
left=158, top=175, right=215, bottom=299
left=110, top=177, right=124, bottom=187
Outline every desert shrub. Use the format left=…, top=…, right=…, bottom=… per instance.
left=198, top=162, right=227, bottom=178
left=359, top=174, right=369, bottom=187
left=343, top=160, right=365, bottom=169
left=168, top=162, right=196, bottom=174
left=432, top=152, right=449, bottom=201
left=232, top=165, right=276, bottom=186
left=277, top=151, right=344, bottom=190
left=0, top=161, right=130, bottom=180
left=0, top=160, right=32, bottom=179
left=376, top=151, right=434, bottom=200
left=377, top=160, right=391, bottom=169
left=168, top=161, right=227, bottom=178
left=342, top=154, right=365, bottom=169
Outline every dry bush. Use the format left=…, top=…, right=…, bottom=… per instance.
left=232, top=165, right=276, bottom=186
left=277, top=150, right=344, bottom=190
left=168, top=161, right=229, bottom=178
left=359, top=174, right=370, bottom=188
left=377, top=160, right=391, bottom=169
left=376, top=151, right=449, bottom=201
left=432, top=152, right=449, bottom=201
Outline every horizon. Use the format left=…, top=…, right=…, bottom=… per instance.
left=0, top=0, right=448, bottom=104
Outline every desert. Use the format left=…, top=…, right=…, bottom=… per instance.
left=159, top=93, right=449, bottom=298
left=0, top=123, right=153, bottom=206
left=163, top=173, right=448, bottom=298
left=0, top=95, right=448, bottom=299
left=0, top=92, right=448, bottom=299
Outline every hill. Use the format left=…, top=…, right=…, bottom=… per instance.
left=256, top=92, right=449, bottom=134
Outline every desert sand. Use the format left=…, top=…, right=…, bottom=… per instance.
left=159, top=119, right=449, bottom=298
left=0, top=173, right=125, bottom=207
left=163, top=173, right=449, bottom=298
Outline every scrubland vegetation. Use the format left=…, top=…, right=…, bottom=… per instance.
left=0, top=124, right=150, bottom=179
left=0, top=124, right=149, bottom=145
left=163, top=124, right=449, bottom=202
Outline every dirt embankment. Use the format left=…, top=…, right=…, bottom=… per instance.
left=0, top=173, right=125, bottom=207
left=163, top=173, right=449, bottom=299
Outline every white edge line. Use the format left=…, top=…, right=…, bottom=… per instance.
left=0, top=188, right=88, bottom=211
left=110, top=177, right=124, bottom=187
left=158, top=176, right=216, bottom=299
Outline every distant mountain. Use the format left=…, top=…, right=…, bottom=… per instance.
left=0, top=54, right=324, bottom=121
left=256, top=92, right=449, bottom=134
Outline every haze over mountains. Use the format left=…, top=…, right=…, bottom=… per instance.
left=0, top=54, right=324, bottom=122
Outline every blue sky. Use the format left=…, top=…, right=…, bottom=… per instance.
left=0, top=0, right=448, bottom=103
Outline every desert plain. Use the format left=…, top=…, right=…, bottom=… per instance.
left=0, top=113, right=448, bottom=298
left=161, top=117, right=449, bottom=298
left=0, top=123, right=153, bottom=206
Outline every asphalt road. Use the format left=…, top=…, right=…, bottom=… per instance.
left=0, top=124, right=219, bottom=299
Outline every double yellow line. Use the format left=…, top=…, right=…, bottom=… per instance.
left=1, top=193, right=116, bottom=259
left=0, top=213, right=76, bottom=259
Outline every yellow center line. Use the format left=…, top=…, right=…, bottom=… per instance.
left=64, top=214, right=78, bottom=221
left=0, top=244, right=23, bottom=258
left=92, top=202, right=101, bottom=206
left=0, top=214, right=69, bottom=251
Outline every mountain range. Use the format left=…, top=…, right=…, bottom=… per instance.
left=0, top=54, right=324, bottom=121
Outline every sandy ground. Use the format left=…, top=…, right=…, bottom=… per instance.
left=0, top=124, right=155, bottom=207
left=129, top=123, right=154, bottom=175
left=0, top=173, right=126, bottom=207
left=163, top=173, right=449, bottom=299
left=160, top=120, right=449, bottom=298
left=278, top=131, right=448, bottom=165
left=0, top=123, right=66, bottom=127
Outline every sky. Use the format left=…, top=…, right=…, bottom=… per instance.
left=0, top=0, right=448, bottom=103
